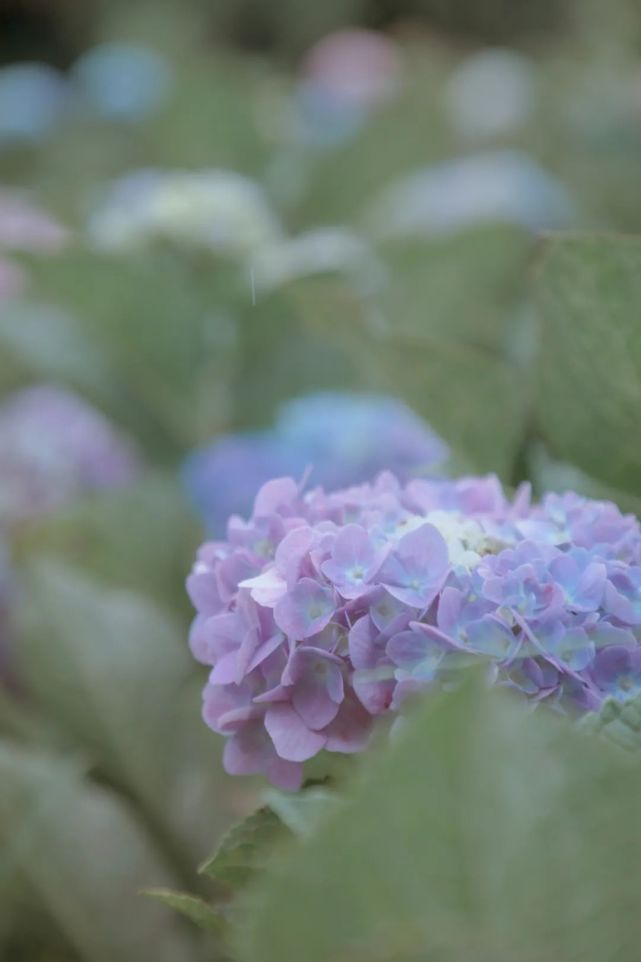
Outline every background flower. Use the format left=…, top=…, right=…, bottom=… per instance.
left=183, top=392, right=448, bottom=534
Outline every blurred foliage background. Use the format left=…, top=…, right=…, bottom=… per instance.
left=2, top=0, right=641, bottom=959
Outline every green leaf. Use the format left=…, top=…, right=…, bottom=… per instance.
left=376, top=227, right=532, bottom=351
left=231, top=283, right=363, bottom=430
left=536, top=233, right=641, bottom=494
left=0, top=741, right=195, bottom=962
left=236, top=678, right=641, bottom=962
left=264, top=786, right=341, bottom=838
left=295, top=60, right=454, bottom=225
left=26, top=247, right=237, bottom=452
left=0, top=300, right=164, bottom=454
left=200, top=805, right=291, bottom=891
left=144, top=888, right=228, bottom=938
left=16, top=473, right=200, bottom=612
left=15, top=559, right=227, bottom=866
left=580, top=692, right=641, bottom=751
left=0, top=301, right=117, bottom=394
left=365, top=332, right=527, bottom=477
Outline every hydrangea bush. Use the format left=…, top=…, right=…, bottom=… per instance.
left=188, top=471, right=641, bottom=789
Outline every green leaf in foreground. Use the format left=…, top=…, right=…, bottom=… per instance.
left=536, top=233, right=641, bottom=494
left=0, top=742, right=193, bottom=962
left=264, top=786, right=341, bottom=838
left=199, top=805, right=290, bottom=890
left=14, top=560, right=228, bottom=870
left=236, top=678, right=641, bottom=962
left=144, top=889, right=228, bottom=938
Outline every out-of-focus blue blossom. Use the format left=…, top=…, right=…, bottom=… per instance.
left=446, top=49, right=537, bottom=141
left=0, top=63, right=68, bottom=146
left=368, top=149, right=576, bottom=237
left=182, top=393, right=448, bottom=535
left=183, top=433, right=301, bottom=537
left=276, top=393, right=448, bottom=488
left=87, top=168, right=282, bottom=256
left=0, top=384, right=142, bottom=528
left=72, top=42, right=173, bottom=122
left=293, top=83, right=366, bottom=148
left=294, top=29, right=401, bottom=148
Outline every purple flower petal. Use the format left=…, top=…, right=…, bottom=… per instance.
left=265, top=704, right=327, bottom=761
left=324, top=693, right=372, bottom=753
left=274, top=578, right=336, bottom=639
left=253, top=477, right=299, bottom=517
left=379, top=523, right=449, bottom=608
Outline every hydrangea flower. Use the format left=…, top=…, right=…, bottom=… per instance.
left=0, top=192, right=69, bottom=301
left=0, top=384, right=141, bottom=527
left=295, top=29, right=400, bottom=148
left=182, top=392, right=448, bottom=534
left=87, top=168, right=281, bottom=256
left=446, top=49, right=537, bottom=141
left=0, top=192, right=69, bottom=252
left=187, top=470, right=641, bottom=788
left=368, top=149, right=576, bottom=238
left=72, top=42, right=173, bottom=122
left=0, top=63, right=67, bottom=145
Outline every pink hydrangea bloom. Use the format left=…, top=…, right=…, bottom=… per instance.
left=187, top=472, right=641, bottom=789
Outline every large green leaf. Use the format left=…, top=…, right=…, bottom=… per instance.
left=293, top=58, right=454, bottom=226
left=536, top=233, right=641, bottom=494
left=376, top=227, right=532, bottom=351
left=0, top=742, right=195, bottom=962
left=231, top=281, right=364, bottom=429
left=365, top=331, right=527, bottom=477
left=236, top=679, right=641, bottom=962
left=16, top=473, right=200, bottom=613
left=0, top=300, right=166, bottom=454
left=15, top=560, right=227, bottom=865
left=25, top=248, right=237, bottom=453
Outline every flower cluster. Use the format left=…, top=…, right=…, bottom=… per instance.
left=368, top=149, right=575, bottom=238
left=0, top=384, right=141, bottom=527
left=188, top=471, right=641, bottom=789
left=295, top=29, right=400, bottom=148
left=0, top=191, right=69, bottom=301
left=87, top=168, right=281, bottom=256
left=183, top=392, right=447, bottom=534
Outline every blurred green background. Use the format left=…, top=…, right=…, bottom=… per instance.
left=2, top=0, right=641, bottom=959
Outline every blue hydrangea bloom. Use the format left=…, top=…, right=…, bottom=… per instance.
left=369, top=149, right=576, bottom=237
left=182, top=393, right=448, bottom=534
left=72, top=43, right=173, bottom=122
left=0, top=64, right=67, bottom=145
